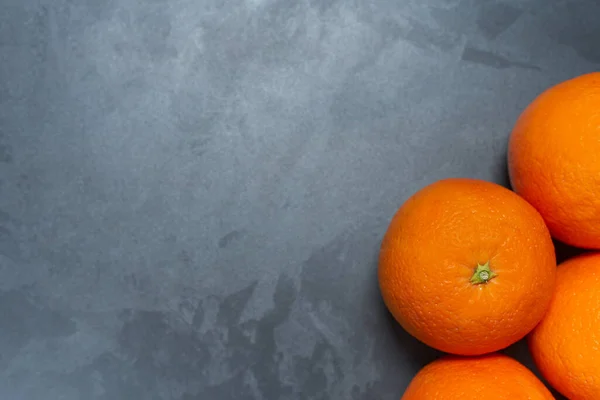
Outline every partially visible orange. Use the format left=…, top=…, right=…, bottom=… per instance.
left=508, top=72, right=600, bottom=248
left=378, top=178, right=556, bottom=355
left=529, top=253, right=600, bottom=400
left=401, top=354, right=555, bottom=400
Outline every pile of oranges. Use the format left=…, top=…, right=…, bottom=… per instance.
left=379, top=72, right=600, bottom=400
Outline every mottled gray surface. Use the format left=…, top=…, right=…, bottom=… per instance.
left=0, top=0, right=596, bottom=398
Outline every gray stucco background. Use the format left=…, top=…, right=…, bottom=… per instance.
left=0, top=0, right=596, bottom=398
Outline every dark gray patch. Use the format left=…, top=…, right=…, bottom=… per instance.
left=16, top=173, right=30, bottom=190
left=0, top=209, right=10, bottom=224
left=400, top=17, right=457, bottom=52
left=136, top=8, right=177, bottom=61
left=113, top=41, right=138, bottom=57
left=70, top=0, right=117, bottom=21
left=291, top=340, right=342, bottom=399
left=477, top=3, right=523, bottom=39
left=216, top=281, right=258, bottom=325
left=63, top=352, right=149, bottom=400
left=187, top=275, right=297, bottom=398
left=376, top=18, right=407, bottom=44
left=164, top=233, right=178, bottom=244
left=0, top=225, right=20, bottom=260
left=62, top=66, right=118, bottom=129
left=361, top=12, right=458, bottom=55
left=0, top=143, right=12, bottom=163
left=427, top=1, right=479, bottom=39
left=551, top=27, right=600, bottom=64
left=301, top=233, right=354, bottom=311
left=177, top=249, right=192, bottom=267
left=218, top=230, right=244, bottom=248
left=122, top=76, right=146, bottom=91
left=0, top=3, right=50, bottom=48
left=329, top=76, right=398, bottom=132
left=169, top=91, right=218, bottom=155
left=269, top=275, right=297, bottom=323
left=0, top=290, right=77, bottom=366
left=62, top=276, right=295, bottom=399
left=461, top=46, right=541, bottom=70
left=118, top=310, right=210, bottom=382
left=123, top=273, right=151, bottom=292
left=43, top=243, right=85, bottom=277
left=191, top=296, right=211, bottom=329
left=308, top=0, right=338, bottom=15
left=537, top=3, right=600, bottom=65
left=182, top=373, right=257, bottom=400
left=200, top=0, right=305, bottom=70
left=62, top=310, right=212, bottom=398
left=246, top=275, right=296, bottom=399
left=350, top=14, right=459, bottom=76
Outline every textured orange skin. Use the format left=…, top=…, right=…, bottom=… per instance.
left=529, top=253, right=600, bottom=400
left=378, top=178, right=556, bottom=355
left=508, top=72, right=600, bottom=249
left=401, top=354, right=555, bottom=400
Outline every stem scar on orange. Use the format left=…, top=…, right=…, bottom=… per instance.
left=378, top=178, right=556, bottom=356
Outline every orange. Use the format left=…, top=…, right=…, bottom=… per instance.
left=401, top=353, right=555, bottom=400
left=378, top=178, right=556, bottom=355
left=529, top=253, right=600, bottom=400
left=508, top=72, right=600, bottom=249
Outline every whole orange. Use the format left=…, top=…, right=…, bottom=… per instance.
left=529, top=253, right=600, bottom=400
left=378, top=178, right=556, bottom=355
left=508, top=72, right=600, bottom=249
left=401, top=354, right=555, bottom=400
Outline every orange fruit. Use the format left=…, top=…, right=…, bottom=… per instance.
left=378, top=178, right=556, bottom=355
left=508, top=72, right=600, bottom=249
left=401, top=353, right=555, bottom=400
left=529, top=253, right=600, bottom=400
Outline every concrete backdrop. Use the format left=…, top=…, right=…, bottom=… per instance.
left=2, top=0, right=597, bottom=398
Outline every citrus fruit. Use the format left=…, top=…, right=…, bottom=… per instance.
left=378, top=178, right=556, bottom=355
left=508, top=72, right=600, bottom=249
left=529, top=253, right=600, bottom=400
left=401, top=353, right=555, bottom=400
